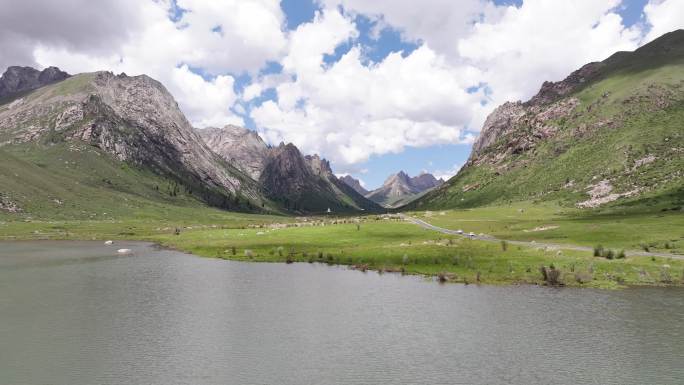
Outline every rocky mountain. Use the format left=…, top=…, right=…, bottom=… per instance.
left=0, top=67, right=271, bottom=216
left=197, top=125, right=269, bottom=180
left=410, top=30, right=684, bottom=211
left=199, top=125, right=381, bottom=213
left=339, top=175, right=368, bottom=195
left=365, top=171, right=443, bottom=208
left=0, top=66, right=69, bottom=101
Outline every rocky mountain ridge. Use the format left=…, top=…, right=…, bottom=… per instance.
left=363, top=171, right=443, bottom=208
left=199, top=125, right=381, bottom=213
left=0, top=66, right=69, bottom=100
left=339, top=175, right=368, bottom=195
left=0, top=68, right=269, bottom=213
left=411, top=29, right=684, bottom=210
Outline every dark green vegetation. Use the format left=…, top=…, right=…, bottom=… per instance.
left=0, top=142, right=262, bottom=220
left=411, top=30, right=684, bottom=211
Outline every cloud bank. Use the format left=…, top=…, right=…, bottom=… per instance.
left=1, top=0, right=682, bottom=171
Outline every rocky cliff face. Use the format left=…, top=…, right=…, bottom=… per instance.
left=411, top=29, right=684, bottom=210
left=469, top=30, right=684, bottom=167
left=256, top=143, right=379, bottom=212
left=366, top=171, right=443, bottom=208
left=339, top=175, right=368, bottom=195
left=0, top=68, right=265, bottom=211
left=200, top=125, right=380, bottom=213
left=0, top=66, right=69, bottom=100
left=198, top=125, right=270, bottom=180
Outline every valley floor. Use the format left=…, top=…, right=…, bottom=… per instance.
left=1, top=202, right=683, bottom=289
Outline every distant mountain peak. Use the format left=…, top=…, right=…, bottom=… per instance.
left=366, top=171, right=444, bottom=208
left=199, top=125, right=380, bottom=213
left=0, top=65, right=69, bottom=100
left=340, top=175, right=368, bottom=195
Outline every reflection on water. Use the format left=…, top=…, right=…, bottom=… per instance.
left=1, top=241, right=683, bottom=385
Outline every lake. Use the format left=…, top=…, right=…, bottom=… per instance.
left=1, top=241, right=683, bottom=385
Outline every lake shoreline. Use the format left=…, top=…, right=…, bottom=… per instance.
left=3, top=237, right=682, bottom=290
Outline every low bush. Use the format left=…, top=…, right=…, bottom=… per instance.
left=540, top=264, right=562, bottom=286
left=593, top=245, right=604, bottom=257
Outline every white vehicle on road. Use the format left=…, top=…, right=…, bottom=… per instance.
left=456, top=229, right=463, bottom=234
left=468, top=232, right=476, bottom=238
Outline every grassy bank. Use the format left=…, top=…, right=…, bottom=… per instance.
left=413, top=202, right=684, bottom=256
left=2, top=210, right=682, bottom=289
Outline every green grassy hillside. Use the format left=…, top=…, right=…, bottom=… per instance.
left=411, top=30, right=684, bottom=211
left=0, top=142, right=270, bottom=220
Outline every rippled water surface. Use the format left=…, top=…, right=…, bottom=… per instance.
left=1, top=241, right=683, bottom=385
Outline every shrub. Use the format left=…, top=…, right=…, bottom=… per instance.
left=540, top=265, right=562, bottom=286
left=317, top=251, right=323, bottom=259
left=593, top=245, right=604, bottom=257
left=604, top=249, right=615, bottom=260
left=277, top=246, right=284, bottom=257
left=501, top=240, right=508, bottom=251
left=437, top=272, right=448, bottom=283
left=641, top=244, right=650, bottom=252
left=616, top=250, right=626, bottom=259
left=476, top=271, right=481, bottom=282
left=244, top=249, right=254, bottom=258
left=285, top=254, right=294, bottom=264
left=402, top=254, right=409, bottom=265
left=452, top=256, right=460, bottom=266
left=231, top=246, right=236, bottom=256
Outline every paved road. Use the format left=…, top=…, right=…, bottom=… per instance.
left=398, top=213, right=684, bottom=260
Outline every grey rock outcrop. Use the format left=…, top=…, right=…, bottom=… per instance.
left=340, top=175, right=368, bottom=195
left=0, top=68, right=264, bottom=210
left=198, top=125, right=270, bottom=180
left=366, top=171, right=443, bottom=208
left=0, top=66, right=69, bottom=100
left=199, top=126, right=381, bottom=213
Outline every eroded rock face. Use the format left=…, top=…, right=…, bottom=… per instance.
left=468, top=97, right=580, bottom=165
left=365, top=171, right=444, bottom=207
left=340, top=175, right=368, bottom=195
left=200, top=126, right=380, bottom=213
left=0, top=194, right=22, bottom=213
left=0, top=66, right=69, bottom=99
left=0, top=68, right=261, bottom=206
left=527, top=62, right=603, bottom=106
left=198, top=125, right=270, bottom=180
left=471, top=101, right=526, bottom=156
